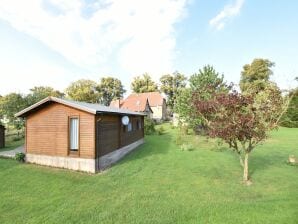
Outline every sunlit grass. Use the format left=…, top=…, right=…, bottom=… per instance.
left=0, top=124, right=297, bottom=223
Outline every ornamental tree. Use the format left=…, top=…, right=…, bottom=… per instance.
left=193, top=82, right=289, bottom=183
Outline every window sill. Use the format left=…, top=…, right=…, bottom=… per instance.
left=68, top=150, right=79, bottom=157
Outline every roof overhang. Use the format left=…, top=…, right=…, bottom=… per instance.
left=15, top=96, right=97, bottom=118
left=15, top=96, right=146, bottom=118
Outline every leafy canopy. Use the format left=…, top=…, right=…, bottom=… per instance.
left=0, top=93, right=27, bottom=129
left=240, top=58, right=275, bottom=92
left=194, top=81, right=289, bottom=183
left=97, top=77, right=126, bottom=106
left=280, top=79, right=298, bottom=128
left=26, top=86, right=64, bottom=105
left=65, top=79, right=99, bottom=103
left=160, top=71, right=187, bottom=110
left=131, top=73, right=158, bottom=93
left=174, top=65, right=229, bottom=131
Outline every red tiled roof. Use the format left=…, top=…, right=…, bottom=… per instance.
left=125, top=92, right=164, bottom=107
left=120, top=97, right=149, bottom=112
left=109, top=92, right=164, bottom=112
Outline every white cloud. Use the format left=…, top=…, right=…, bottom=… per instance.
left=209, top=0, right=244, bottom=30
left=0, top=59, right=76, bottom=95
left=0, top=0, right=188, bottom=79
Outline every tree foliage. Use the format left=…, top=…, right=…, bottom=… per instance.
left=131, top=73, right=158, bottom=93
left=280, top=87, right=298, bottom=128
left=65, top=79, right=99, bottom=103
left=144, top=117, right=155, bottom=135
left=240, top=58, right=275, bottom=92
left=189, top=65, right=227, bottom=93
left=194, top=82, right=289, bottom=183
left=97, top=77, right=126, bottom=106
left=174, top=88, right=192, bottom=124
left=175, top=65, right=229, bottom=131
left=0, top=93, right=27, bottom=130
left=26, top=86, right=64, bottom=106
left=160, top=71, right=187, bottom=110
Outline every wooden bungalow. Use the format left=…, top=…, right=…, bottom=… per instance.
left=15, top=97, right=146, bottom=173
left=0, top=124, right=5, bottom=148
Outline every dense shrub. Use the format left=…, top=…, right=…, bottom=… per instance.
left=15, top=152, right=25, bottom=162
left=144, top=117, right=155, bottom=135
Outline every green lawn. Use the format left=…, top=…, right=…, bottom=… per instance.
left=0, top=125, right=297, bottom=224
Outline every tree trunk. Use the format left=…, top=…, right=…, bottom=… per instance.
left=239, top=155, right=244, bottom=168
left=243, top=152, right=249, bottom=182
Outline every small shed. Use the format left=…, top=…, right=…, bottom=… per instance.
left=15, top=97, right=146, bottom=173
left=0, top=124, right=5, bottom=148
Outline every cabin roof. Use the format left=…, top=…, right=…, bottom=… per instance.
left=15, top=96, right=146, bottom=118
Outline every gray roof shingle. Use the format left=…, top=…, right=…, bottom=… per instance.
left=15, top=96, right=145, bottom=117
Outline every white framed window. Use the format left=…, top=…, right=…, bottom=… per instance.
left=69, top=117, right=79, bottom=151
left=127, top=122, right=132, bottom=132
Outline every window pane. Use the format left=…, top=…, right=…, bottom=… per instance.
left=70, top=118, right=79, bottom=150
left=128, top=122, right=132, bottom=132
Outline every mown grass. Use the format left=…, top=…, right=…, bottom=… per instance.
left=0, top=124, right=297, bottom=224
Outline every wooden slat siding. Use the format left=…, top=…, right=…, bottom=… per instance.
left=95, top=114, right=144, bottom=157
left=26, top=103, right=95, bottom=159
left=96, top=114, right=120, bottom=156
left=120, top=116, right=143, bottom=147
left=142, top=116, right=145, bottom=138
left=25, top=121, right=27, bottom=153
left=0, top=126, right=4, bottom=148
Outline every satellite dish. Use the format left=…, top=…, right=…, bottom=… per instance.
left=121, top=116, right=129, bottom=126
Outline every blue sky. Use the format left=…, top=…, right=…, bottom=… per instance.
left=0, top=0, right=297, bottom=95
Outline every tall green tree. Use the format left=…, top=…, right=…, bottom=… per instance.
left=26, top=86, right=64, bottom=106
left=160, top=71, right=187, bottom=110
left=280, top=78, right=298, bottom=127
left=175, top=65, right=229, bottom=131
left=131, top=73, right=158, bottom=93
left=65, top=79, right=99, bottom=103
left=189, top=65, right=227, bottom=93
left=240, top=58, right=275, bottom=92
left=97, top=77, right=126, bottom=106
left=0, top=93, right=27, bottom=130
left=174, top=88, right=192, bottom=123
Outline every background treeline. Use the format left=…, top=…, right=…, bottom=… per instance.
left=0, top=58, right=297, bottom=132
